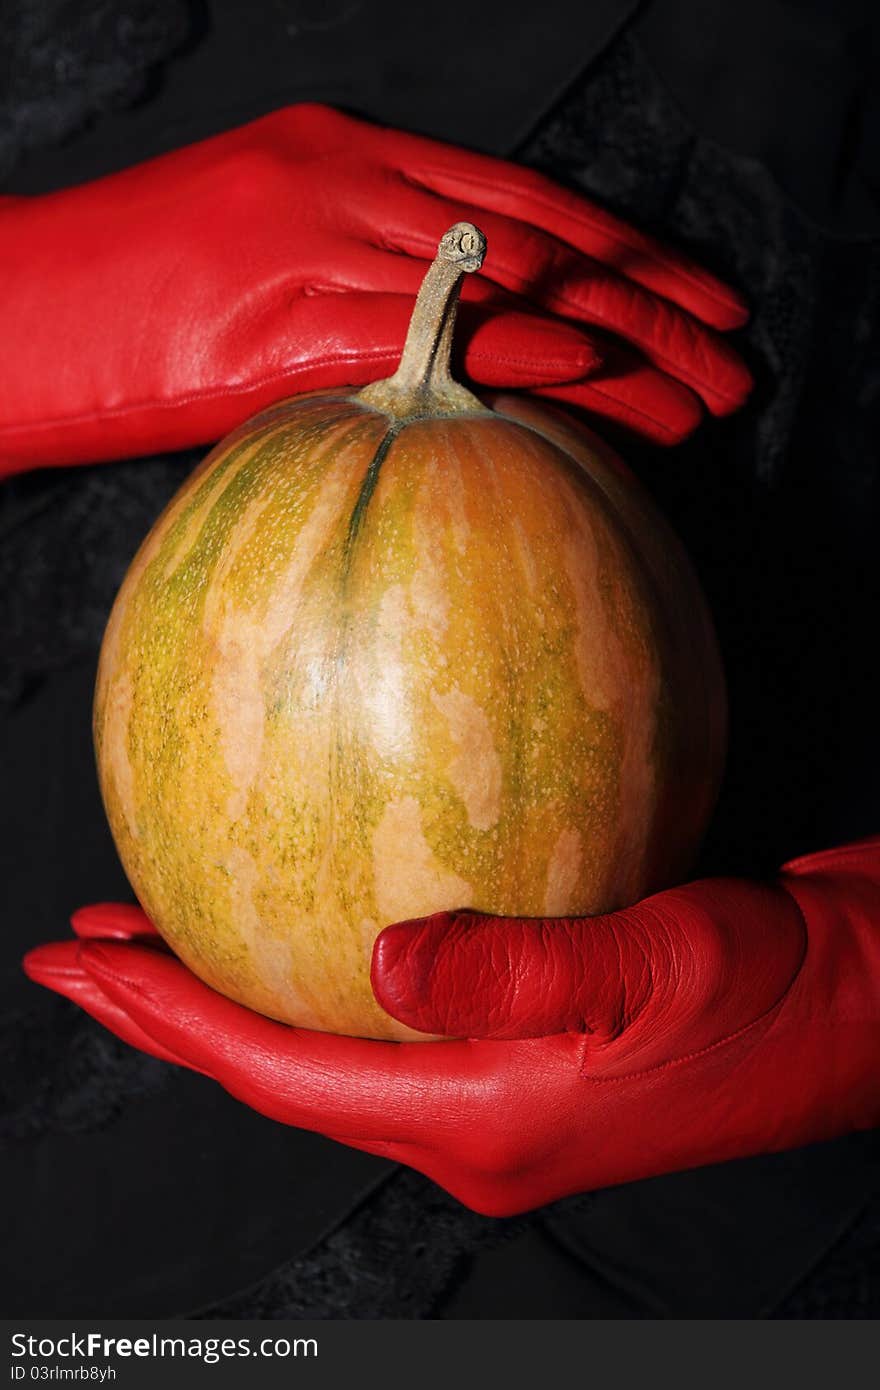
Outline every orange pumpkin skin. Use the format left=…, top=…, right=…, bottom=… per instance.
left=94, top=385, right=726, bottom=1040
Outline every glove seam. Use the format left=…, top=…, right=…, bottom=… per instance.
left=0, top=345, right=594, bottom=447
left=0, top=373, right=387, bottom=441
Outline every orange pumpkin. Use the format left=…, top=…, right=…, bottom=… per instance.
left=94, top=223, right=726, bottom=1040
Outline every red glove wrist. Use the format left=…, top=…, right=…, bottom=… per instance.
left=0, top=103, right=752, bottom=479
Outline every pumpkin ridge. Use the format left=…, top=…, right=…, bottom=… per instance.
left=343, top=424, right=399, bottom=563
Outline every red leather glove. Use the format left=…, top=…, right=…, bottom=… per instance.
left=0, top=103, right=751, bottom=478
left=24, top=838, right=880, bottom=1217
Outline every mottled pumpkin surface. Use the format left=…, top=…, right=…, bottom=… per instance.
left=94, top=390, right=726, bottom=1039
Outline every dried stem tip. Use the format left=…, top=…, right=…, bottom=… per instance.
left=357, top=222, right=488, bottom=420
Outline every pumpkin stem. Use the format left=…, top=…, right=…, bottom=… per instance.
left=357, top=222, right=490, bottom=419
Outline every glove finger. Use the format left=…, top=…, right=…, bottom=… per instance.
left=781, top=833, right=880, bottom=879
left=372, top=910, right=610, bottom=1040
left=368, top=185, right=752, bottom=414
left=283, top=106, right=749, bottom=332
left=432, top=295, right=603, bottom=386
left=372, top=882, right=807, bottom=1046
left=534, top=340, right=704, bottom=445
left=401, top=154, right=749, bottom=331
left=29, top=931, right=583, bottom=1213
left=22, top=941, right=198, bottom=1070
left=71, top=901, right=163, bottom=942
left=75, top=940, right=515, bottom=1144
left=265, top=287, right=602, bottom=391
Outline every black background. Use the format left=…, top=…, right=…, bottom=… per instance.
left=1, top=0, right=879, bottom=1318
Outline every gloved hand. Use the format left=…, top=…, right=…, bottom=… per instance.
left=0, top=103, right=752, bottom=478
left=24, top=838, right=880, bottom=1217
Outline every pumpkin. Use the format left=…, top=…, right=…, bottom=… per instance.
left=94, top=223, right=726, bottom=1041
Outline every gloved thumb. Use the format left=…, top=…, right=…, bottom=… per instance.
left=371, top=880, right=806, bottom=1044
left=372, top=906, right=645, bottom=1040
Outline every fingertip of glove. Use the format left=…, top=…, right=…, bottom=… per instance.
left=22, top=942, right=68, bottom=984
left=463, top=312, right=604, bottom=386
left=706, top=353, right=755, bottom=417
left=71, top=901, right=156, bottom=940
left=716, top=287, right=750, bottom=332
left=531, top=320, right=604, bottom=380
left=371, top=914, right=433, bottom=1010
left=571, top=340, right=604, bottom=378
left=685, top=274, right=750, bottom=333
left=371, top=910, right=469, bottom=1028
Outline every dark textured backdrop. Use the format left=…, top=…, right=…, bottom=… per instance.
left=1, top=0, right=879, bottom=1317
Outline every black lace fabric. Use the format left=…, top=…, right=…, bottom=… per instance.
left=0, top=999, right=170, bottom=1145
left=775, top=1199, right=880, bottom=1319
left=1, top=13, right=878, bottom=1319
left=0, top=0, right=191, bottom=182
left=521, top=32, right=820, bottom=485
left=192, top=1169, right=532, bottom=1321
left=520, top=32, right=880, bottom=883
